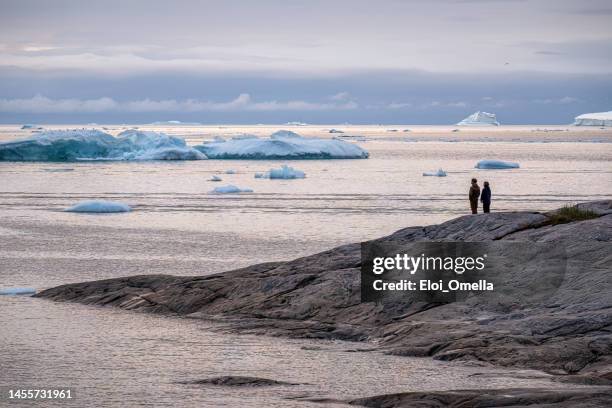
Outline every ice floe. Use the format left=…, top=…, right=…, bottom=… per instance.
left=0, top=129, right=206, bottom=161
left=475, top=160, right=519, bottom=169
left=148, top=120, right=201, bottom=125
left=423, top=169, right=447, bottom=177
left=194, top=130, right=368, bottom=159
left=0, top=287, right=36, bottom=296
left=210, top=185, right=253, bottom=194
left=255, top=164, right=305, bottom=179
left=42, top=168, right=74, bottom=172
left=21, top=124, right=42, bottom=130
left=457, top=111, right=500, bottom=126
left=65, top=200, right=132, bottom=213
left=573, top=111, right=612, bottom=126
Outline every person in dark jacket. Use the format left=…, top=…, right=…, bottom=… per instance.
left=469, top=178, right=480, bottom=214
left=481, top=181, right=491, bottom=213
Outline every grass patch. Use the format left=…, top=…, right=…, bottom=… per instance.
left=547, top=205, right=599, bottom=225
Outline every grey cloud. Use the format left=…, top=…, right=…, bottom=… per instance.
left=0, top=94, right=359, bottom=114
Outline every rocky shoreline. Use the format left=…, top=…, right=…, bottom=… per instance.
left=36, top=201, right=612, bottom=406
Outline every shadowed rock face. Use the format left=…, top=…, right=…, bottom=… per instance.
left=36, top=201, right=612, bottom=383
left=348, top=388, right=612, bottom=408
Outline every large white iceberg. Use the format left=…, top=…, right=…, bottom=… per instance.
left=65, top=200, right=132, bottom=213
left=256, top=164, right=306, bottom=179
left=210, top=185, right=253, bottom=194
left=457, top=111, right=500, bottom=126
left=475, top=160, right=519, bottom=169
left=194, top=130, right=368, bottom=159
left=573, top=111, right=612, bottom=126
left=0, top=129, right=206, bottom=161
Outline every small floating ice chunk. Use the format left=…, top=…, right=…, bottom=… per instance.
left=21, top=124, right=42, bottom=130
left=210, top=185, right=253, bottom=194
left=329, top=129, right=344, bottom=134
left=65, top=200, right=132, bottom=213
left=209, top=175, right=222, bottom=181
left=423, top=169, right=447, bottom=177
left=225, top=169, right=236, bottom=174
left=256, top=165, right=305, bottom=179
left=43, top=168, right=74, bottom=172
left=269, top=165, right=305, bottom=179
left=475, top=160, right=520, bottom=169
left=0, top=287, right=36, bottom=296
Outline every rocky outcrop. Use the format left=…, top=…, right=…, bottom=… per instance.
left=36, top=201, right=612, bottom=383
left=178, top=376, right=297, bottom=387
left=348, top=388, right=612, bottom=408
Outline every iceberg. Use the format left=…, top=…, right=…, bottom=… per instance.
left=194, top=130, right=369, bottom=159
left=475, top=160, right=520, bottom=169
left=0, top=287, right=36, bottom=296
left=65, top=200, right=132, bottom=213
left=148, top=120, right=201, bottom=125
left=209, top=175, right=222, bottom=181
left=573, top=111, right=612, bottom=126
left=0, top=129, right=206, bottom=161
left=457, top=111, right=500, bottom=126
left=423, top=169, right=447, bottom=177
left=21, top=124, right=42, bottom=130
left=329, top=129, right=344, bottom=133
left=255, top=164, right=305, bottom=179
left=210, top=185, right=253, bottom=194
left=124, top=146, right=206, bottom=160
left=225, top=169, right=236, bottom=174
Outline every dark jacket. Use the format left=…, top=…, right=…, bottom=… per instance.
left=469, top=183, right=480, bottom=202
left=481, top=186, right=491, bottom=204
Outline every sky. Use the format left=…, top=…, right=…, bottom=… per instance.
left=0, top=0, right=611, bottom=124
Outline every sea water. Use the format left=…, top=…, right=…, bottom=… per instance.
left=1, top=124, right=610, bottom=406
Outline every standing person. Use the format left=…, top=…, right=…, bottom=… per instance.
left=469, top=178, right=480, bottom=214
left=481, top=181, right=491, bottom=213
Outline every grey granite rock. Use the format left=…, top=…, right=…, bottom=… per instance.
left=36, top=201, right=612, bottom=381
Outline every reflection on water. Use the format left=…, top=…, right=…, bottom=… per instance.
left=0, top=125, right=611, bottom=406
left=0, top=297, right=586, bottom=408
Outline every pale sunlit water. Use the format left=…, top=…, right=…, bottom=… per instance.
left=1, top=124, right=611, bottom=406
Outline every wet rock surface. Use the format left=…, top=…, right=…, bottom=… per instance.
left=179, top=376, right=298, bottom=387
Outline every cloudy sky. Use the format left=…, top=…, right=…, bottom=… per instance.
left=0, top=0, right=611, bottom=124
